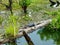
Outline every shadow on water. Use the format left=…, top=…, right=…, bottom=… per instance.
left=37, top=28, right=60, bottom=45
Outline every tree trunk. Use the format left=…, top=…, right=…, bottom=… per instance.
left=22, top=6, right=27, bottom=15
left=9, top=0, right=13, bottom=14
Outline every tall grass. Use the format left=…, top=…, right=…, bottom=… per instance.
left=4, top=15, right=20, bottom=39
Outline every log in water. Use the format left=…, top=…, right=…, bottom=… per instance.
left=0, top=19, right=52, bottom=44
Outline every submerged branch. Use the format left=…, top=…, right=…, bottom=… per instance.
left=23, top=31, right=34, bottom=45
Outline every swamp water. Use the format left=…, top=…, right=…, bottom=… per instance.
left=16, top=28, right=59, bottom=45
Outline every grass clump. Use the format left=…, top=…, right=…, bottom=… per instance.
left=4, top=15, right=20, bottom=39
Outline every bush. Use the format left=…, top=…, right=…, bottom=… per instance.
left=43, top=13, right=60, bottom=31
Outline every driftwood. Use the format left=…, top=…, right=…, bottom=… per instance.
left=0, top=19, right=52, bottom=44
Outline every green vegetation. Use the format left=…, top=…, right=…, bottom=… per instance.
left=37, top=9, right=60, bottom=45
left=22, top=15, right=32, bottom=21
left=0, top=0, right=60, bottom=45
left=43, top=11, right=60, bottom=32
left=4, top=15, right=20, bottom=38
left=0, top=16, right=4, bottom=25
left=19, top=0, right=31, bottom=14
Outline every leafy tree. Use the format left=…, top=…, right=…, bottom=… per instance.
left=19, top=0, right=31, bottom=15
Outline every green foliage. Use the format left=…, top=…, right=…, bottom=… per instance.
left=19, top=0, right=31, bottom=7
left=44, top=11, right=58, bottom=16
left=4, top=15, right=32, bottom=39
left=22, top=15, right=32, bottom=21
left=37, top=16, right=60, bottom=45
left=12, top=3, right=20, bottom=10
left=5, top=24, right=17, bottom=38
left=37, top=11, right=60, bottom=42
left=37, top=27, right=60, bottom=45
left=4, top=15, right=20, bottom=38
left=51, top=15, right=60, bottom=29
left=0, top=16, right=4, bottom=25
left=19, top=0, right=32, bottom=14
left=7, top=15, right=19, bottom=25
left=43, top=12, right=60, bottom=32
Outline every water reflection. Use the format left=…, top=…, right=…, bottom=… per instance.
left=37, top=28, right=60, bottom=45
left=16, top=29, right=55, bottom=45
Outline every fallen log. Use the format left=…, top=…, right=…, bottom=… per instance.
left=0, top=19, right=52, bottom=44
